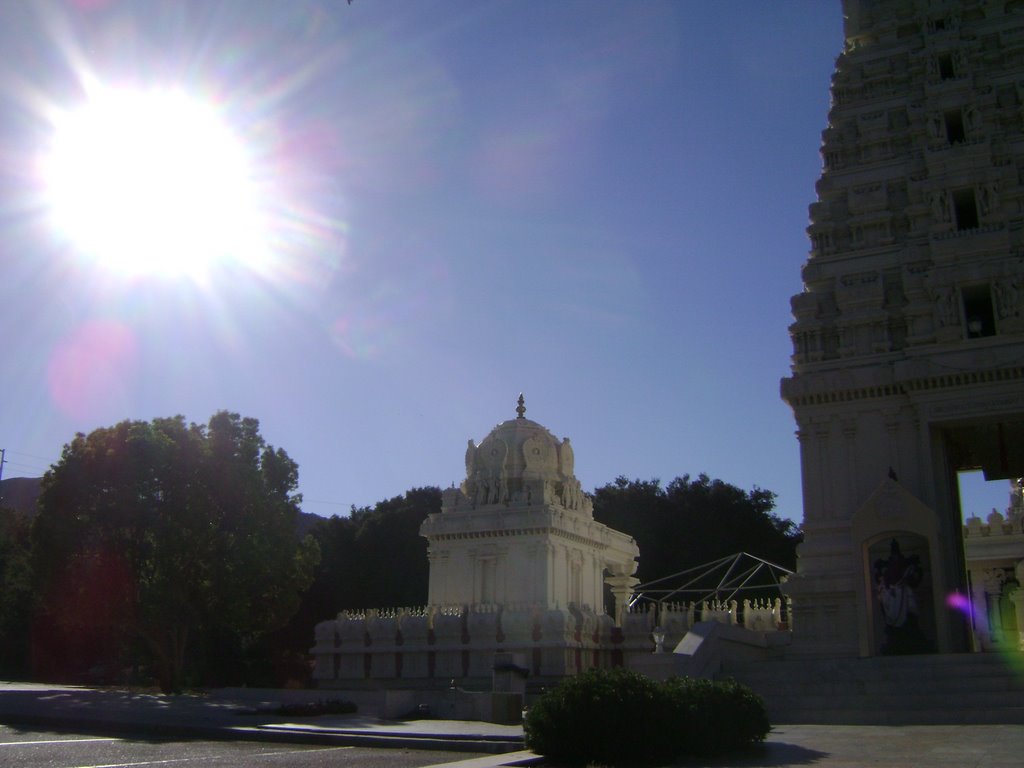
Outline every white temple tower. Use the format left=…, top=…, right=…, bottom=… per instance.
left=783, top=0, right=1024, bottom=657
left=420, top=395, right=639, bottom=619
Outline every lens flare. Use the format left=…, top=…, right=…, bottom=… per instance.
left=947, top=591, right=1024, bottom=677
left=47, top=320, right=138, bottom=420
left=945, top=591, right=972, bottom=615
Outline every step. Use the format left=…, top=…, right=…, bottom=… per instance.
left=720, top=653, right=1024, bottom=725
left=771, top=706, right=1024, bottom=726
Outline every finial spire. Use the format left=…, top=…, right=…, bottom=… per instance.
left=516, top=393, right=526, bottom=419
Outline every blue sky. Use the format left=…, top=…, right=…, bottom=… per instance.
left=0, top=0, right=1011, bottom=523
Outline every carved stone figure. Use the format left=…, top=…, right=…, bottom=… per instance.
left=978, top=182, right=998, bottom=216
left=964, top=105, right=981, bottom=134
left=930, top=190, right=950, bottom=223
left=934, top=288, right=959, bottom=327
left=560, top=437, right=575, bottom=476
left=995, top=277, right=1020, bottom=319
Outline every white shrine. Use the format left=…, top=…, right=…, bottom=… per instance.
left=311, top=397, right=644, bottom=691
left=422, top=395, right=640, bottom=616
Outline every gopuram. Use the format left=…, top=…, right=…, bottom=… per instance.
left=311, top=396, right=642, bottom=688
left=782, top=0, right=1024, bottom=658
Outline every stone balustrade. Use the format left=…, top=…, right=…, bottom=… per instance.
left=312, top=599, right=791, bottom=685
left=964, top=510, right=1024, bottom=538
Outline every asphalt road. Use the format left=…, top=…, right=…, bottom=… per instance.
left=0, top=725, right=490, bottom=768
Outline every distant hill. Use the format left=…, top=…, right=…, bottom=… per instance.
left=0, top=477, right=41, bottom=517
left=0, top=475, right=322, bottom=535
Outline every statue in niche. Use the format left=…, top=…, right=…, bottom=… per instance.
left=926, top=114, right=944, bottom=141
left=964, top=105, right=981, bottom=135
left=930, top=190, right=951, bottom=223
left=954, top=50, right=968, bottom=76
left=476, top=477, right=489, bottom=507
left=873, top=539, right=931, bottom=655
left=995, top=277, right=1021, bottom=319
left=978, top=182, right=997, bottom=216
left=934, top=287, right=958, bottom=327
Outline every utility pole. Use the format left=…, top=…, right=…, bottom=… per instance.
left=0, top=448, right=6, bottom=506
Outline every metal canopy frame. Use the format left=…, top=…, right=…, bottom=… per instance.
left=627, top=552, right=793, bottom=610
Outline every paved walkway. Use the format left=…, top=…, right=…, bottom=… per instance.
left=2, top=682, right=1023, bottom=767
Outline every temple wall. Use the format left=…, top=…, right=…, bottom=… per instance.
left=311, top=600, right=791, bottom=686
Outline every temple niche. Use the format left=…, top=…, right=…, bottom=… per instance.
left=422, top=395, right=640, bottom=617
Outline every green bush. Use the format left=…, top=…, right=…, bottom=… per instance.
left=524, top=668, right=680, bottom=766
left=664, top=677, right=770, bottom=756
left=523, top=668, right=769, bottom=766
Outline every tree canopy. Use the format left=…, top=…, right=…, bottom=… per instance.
left=592, top=474, right=800, bottom=586
left=273, top=486, right=439, bottom=662
left=31, top=412, right=319, bottom=691
left=0, top=505, right=32, bottom=675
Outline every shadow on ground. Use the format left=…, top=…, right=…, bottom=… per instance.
left=674, top=741, right=828, bottom=767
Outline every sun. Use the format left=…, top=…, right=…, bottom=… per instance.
left=39, top=86, right=268, bottom=278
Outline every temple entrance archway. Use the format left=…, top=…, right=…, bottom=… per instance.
left=948, top=418, right=1024, bottom=653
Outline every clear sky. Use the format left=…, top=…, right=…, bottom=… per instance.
left=0, top=0, right=1011, bottom=523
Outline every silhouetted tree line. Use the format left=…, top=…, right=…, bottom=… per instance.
left=592, top=475, right=801, bottom=584
left=0, top=416, right=799, bottom=689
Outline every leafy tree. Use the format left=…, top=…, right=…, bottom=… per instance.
left=31, top=412, right=319, bottom=692
left=272, top=486, right=439, bottom=669
left=345, top=486, right=437, bottom=609
left=0, top=506, right=32, bottom=675
left=592, top=474, right=800, bottom=586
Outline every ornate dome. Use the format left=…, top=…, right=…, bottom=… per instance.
left=449, top=395, right=588, bottom=513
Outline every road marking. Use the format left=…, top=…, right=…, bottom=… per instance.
left=257, top=747, right=355, bottom=759
left=74, top=746, right=353, bottom=767
left=0, top=737, right=120, bottom=747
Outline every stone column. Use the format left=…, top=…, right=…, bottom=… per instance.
left=968, top=568, right=990, bottom=650
left=983, top=569, right=1007, bottom=646
left=1015, top=561, right=1024, bottom=652
left=605, top=574, right=640, bottom=627
left=1007, top=583, right=1024, bottom=652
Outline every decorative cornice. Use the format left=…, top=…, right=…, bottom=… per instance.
left=426, top=525, right=613, bottom=550
left=785, top=366, right=1024, bottom=408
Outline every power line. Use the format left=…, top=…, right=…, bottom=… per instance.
left=6, top=449, right=54, bottom=462
left=3, top=459, right=47, bottom=474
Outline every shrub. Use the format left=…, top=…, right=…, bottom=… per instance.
left=664, top=677, right=770, bottom=756
left=523, top=669, right=769, bottom=766
left=524, top=668, right=680, bottom=766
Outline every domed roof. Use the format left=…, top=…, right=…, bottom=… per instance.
left=451, top=395, right=585, bottom=512
left=466, top=395, right=573, bottom=483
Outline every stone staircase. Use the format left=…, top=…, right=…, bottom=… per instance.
left=721, top=652, right=1024, bottom=725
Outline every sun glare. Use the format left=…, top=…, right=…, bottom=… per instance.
left=40, top=86, right=268, bottom=278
